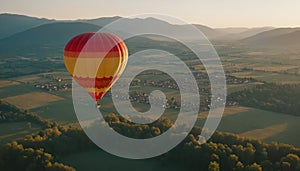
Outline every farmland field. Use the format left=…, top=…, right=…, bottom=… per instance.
left=230, top=70, right=300, bottom=84
left=240, top=123, right=288, bottom=140
left=208, top=106, right=300, bottom=147
left=0, top=80, right=20, bottom=88
left=1, top=72, right=300, bottom=148
left=30, top=99, right=77, bottom=125
left=2, top=92, right=64, bottom=110
left=0, top=83, right=39, bottom=98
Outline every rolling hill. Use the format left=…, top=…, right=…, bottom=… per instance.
left=2, top=13, right=300, bottom=57
left=0, top=13, right=276, bottom=43
left=241, top=28, right=300, bottom=49
left=0, top=14, right=222, bottom=58
left=0, top=22, right=100, bottom=57
left=216, top=27, right=274, bottom=40
left=0, top=13, right=53, bottom=39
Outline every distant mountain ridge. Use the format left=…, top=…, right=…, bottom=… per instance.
left=0, top=13, right=276, bottom=41
left=216, top=27, right=274, bottom=40
left=0, top=13, right=53, bottom=39
left=0, top=22, right=100, bottom=57
left=1, top=13, right=300, bottom=57
left=241, top=28, right=300, bottom=49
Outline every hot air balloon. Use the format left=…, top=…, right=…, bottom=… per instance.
left=64, top=32, right=128, bottom=104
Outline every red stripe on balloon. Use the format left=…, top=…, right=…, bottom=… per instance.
left=64, top=51, right=124, bottom=58
left=73, top=76, right=119, bottom=89
left=88, top=92, right=105, bottom=102
left=64, top=32, right=126, bottom=53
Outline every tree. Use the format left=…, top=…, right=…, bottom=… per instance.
left=208, top=161, right=220, bottom=171
left=280, top=161, right=291, bottom=171
left=228, top=154, right=239, bottom=170
left=245, top=163, right=262, bottom=171
left=45, top=162, right=75, bottom=171
left=280, top=153, right=300, bottom=171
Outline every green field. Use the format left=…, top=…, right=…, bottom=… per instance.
left=0, top=83, right=40, bottom=98
left=0, top=76, right=76, bottom=125
left=30, top=99, right=77, bottom=125
left=197, top=106, right=300, bottom=147
left=1, top=62, right=300, bottom=149
left=0, top=121, right=42, bottom=144
left=220, top=51, right=300, bottom=84
left=227, top=83, right=258, bottom=94
left=1, top=78, right=300, bottom=148
left=62, top=149, right=184, bottom=171
left=231, top=70, right=300, bottom=84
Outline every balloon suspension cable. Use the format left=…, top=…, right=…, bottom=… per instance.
left=96, top=102, right=101, bottom=109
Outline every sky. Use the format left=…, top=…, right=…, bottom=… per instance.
left=1, top=0, right=300, bottom=28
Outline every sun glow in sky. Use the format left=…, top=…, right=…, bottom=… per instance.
left=1, top=0, right=300, bottom=28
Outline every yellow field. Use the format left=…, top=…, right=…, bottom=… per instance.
left=240, top=123, right=288, bottom=140
left=198, top=106, right=249, bottom=119
left=2, top=92, right=64, bottom=110
left=253, top=66, right=298, bottom=72
left=16, top=76, right=40, bottom=82
left=231, top=72, right=263, bottom=78
left=222, top=106, right=249, bottom=116
left=0, top=80, right=20, bottom=88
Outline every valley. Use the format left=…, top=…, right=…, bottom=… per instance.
left=0, top=13, right=300, bottom=171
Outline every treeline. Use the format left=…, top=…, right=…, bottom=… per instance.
left=105, top=113, right=300, bottom=171
left=165, top=128, right=300, bottom=171
left=228, top=83, right=300, bottom=116
left=104, top=113, right=173, bottom=138
left=1, top=111, right=300, bottom=170
left=0, top=100, right=56, bottom=128
left=0, top=124, right=100, bottom=171
left=0, top=101, right=81, bottom=171
left=0, top=141, right=75, bottom=171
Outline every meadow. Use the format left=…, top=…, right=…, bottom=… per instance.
left=207, top=106, right=300, bottom=147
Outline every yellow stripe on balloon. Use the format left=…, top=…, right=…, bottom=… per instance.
left=84, top=87, right=113, bottom=93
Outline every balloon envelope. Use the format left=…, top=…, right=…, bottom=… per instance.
left=64, top=32, right=128, bottom=101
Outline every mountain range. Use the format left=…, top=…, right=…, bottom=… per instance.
left=0, top=13, right=299, bottom=57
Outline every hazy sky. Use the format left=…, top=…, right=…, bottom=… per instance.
left=1, top=0, right=300, bottom=28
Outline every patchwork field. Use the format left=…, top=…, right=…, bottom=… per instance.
left=0, top=80, right=20, bottom=88
left=2, top=92, right=64, bottom=110
left=30, top=99, right=77, bottom=125
left=212, top=106, right=300, bottom=147
left=0, top=70, right=300, bottom=148
left=15, top=75, right=41, bottom=83
left=240, top=123, right=288, bottom=140
left=0, top=83, right=39, bottom=98
left=231, top=70, right=300, bottom=84
left=253, top=65, right=299, bottom=72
